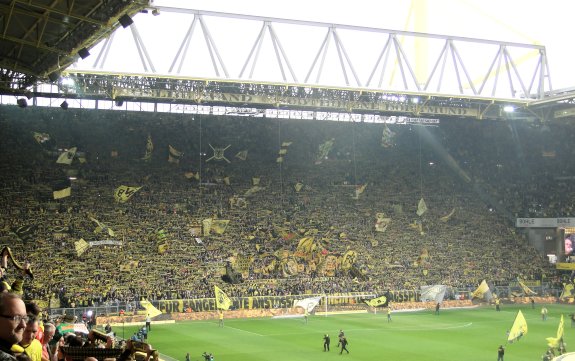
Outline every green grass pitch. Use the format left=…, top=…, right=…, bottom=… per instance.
left=121, top=304, right=574, bottom=361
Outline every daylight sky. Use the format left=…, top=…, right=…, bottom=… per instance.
left=75, top=0, right=574, bottom=92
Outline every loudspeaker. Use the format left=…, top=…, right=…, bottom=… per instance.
left=17, top=98, right=27, bottom=108
left=48, top=72, right=60, bottom=83
left=78, top=48, right=90, bottom=59
left=119, top=14, right=133, bottom=28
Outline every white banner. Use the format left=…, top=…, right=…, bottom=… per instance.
left=294, top=296, right=322, bottom=312
left=420, top=285, right=447, bottom=303
left=516, top=218, right=575, bottom=228
left=88, top=240, right=122, bottom=247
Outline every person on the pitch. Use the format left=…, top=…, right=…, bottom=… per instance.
left=338, top=336, right=349, bottom=354
left=323, top=334, right=330, bottom=352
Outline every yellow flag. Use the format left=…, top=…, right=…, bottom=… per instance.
left=252, top=177, right=260, bottom=185
left=158, top=243, right=169, bottom=254
left=53, top=187, right=71, bottom=200
left=294, top=182, right=303, bottom=192
left=168, top=145, right=183, bottom=163
left=33, top=132, right=50, bottom=144
left=471, top=280, right=490, bottom=299
left=364, top=295, right=389, bottom=307
left=74, top=238, right=89, bottom=256
left=507, top=310, right=528, bottom=343
left=202, top=218, right=213, bottom=236
left=211, top=220, right=230, bottom=235
left=90, top=217, right=115, bottom=237
left=560, top=283, right=574, bottom=299
left=546, top=314, right=564, bottom=347
left=354, top=184, right=367, bottom=198
left=417, top=198, right=428, bottom=216
left=169, top=145, right=183, bottom=157
left=114, top=186, right=142, bottom=203
left=439, top=208, right=455, bottom=222
left=56, top=147, right=77, bottom=165
left=140, top=299, right=162, bottom=317
left=517, top=278, right=537, bottom=296
left=214, top=285, right=232, bottom=310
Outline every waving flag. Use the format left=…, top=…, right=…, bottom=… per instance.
left=507, top=310, right=528, bottom=343
left=114, top=186, right=142, bottom=203
left=517, top=278, right=537, bottom=296
left=33, top=132, right=50, bottom=144
left=140, top=299, right=162, bottom=318
left=294, top=296, right=321, bottom=313
left=439, top=208, right=456, bottom=222
left=214, top=285, right=232, bottom=310
left=471, top=280, right=492, bottom=301
left=546, top=314, right=564, bottom=348
left=168, top=145, right=183, bottom=163
left=363, top=295, right=389, bottom=308
left=417, top=198, right=428, bottom=216
left=56, top=147, right=77, bottom=165
left=90, top=217, right=115, bottom=237
left=420, top=285, right=447, bottom=303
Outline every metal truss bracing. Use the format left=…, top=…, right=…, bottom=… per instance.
left=79, top=6, right=552, bottom=101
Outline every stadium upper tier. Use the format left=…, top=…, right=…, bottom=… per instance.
left=0, top=105, right=565, bottom=305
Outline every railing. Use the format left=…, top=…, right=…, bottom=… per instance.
left=45, top=283, right=561, bottom=319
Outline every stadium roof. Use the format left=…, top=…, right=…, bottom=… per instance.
left=0, top=0, right=148, bottom=88
left=1, top=0, right=575, bottom=121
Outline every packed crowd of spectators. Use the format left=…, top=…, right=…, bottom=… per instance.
left=0, top=105, right=566, bottom=308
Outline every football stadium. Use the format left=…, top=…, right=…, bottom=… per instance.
left=2, top=1, right=575, bottom=361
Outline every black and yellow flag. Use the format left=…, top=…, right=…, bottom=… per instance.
left=56, top=147, right=77, bottom=165
left=33, top=132, right=50, bottom=144
left=53, top=180, right=72, bottom=200
left=114, top=186, right=142, bottom=203
left=74, top=238, right=90, bottom=256
left=214, top=285, right=232, bottom=310
left=363, top=295, right=389, bottom=308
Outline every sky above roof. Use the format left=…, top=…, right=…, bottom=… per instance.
left=76, top=0, right=573, bottom=91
